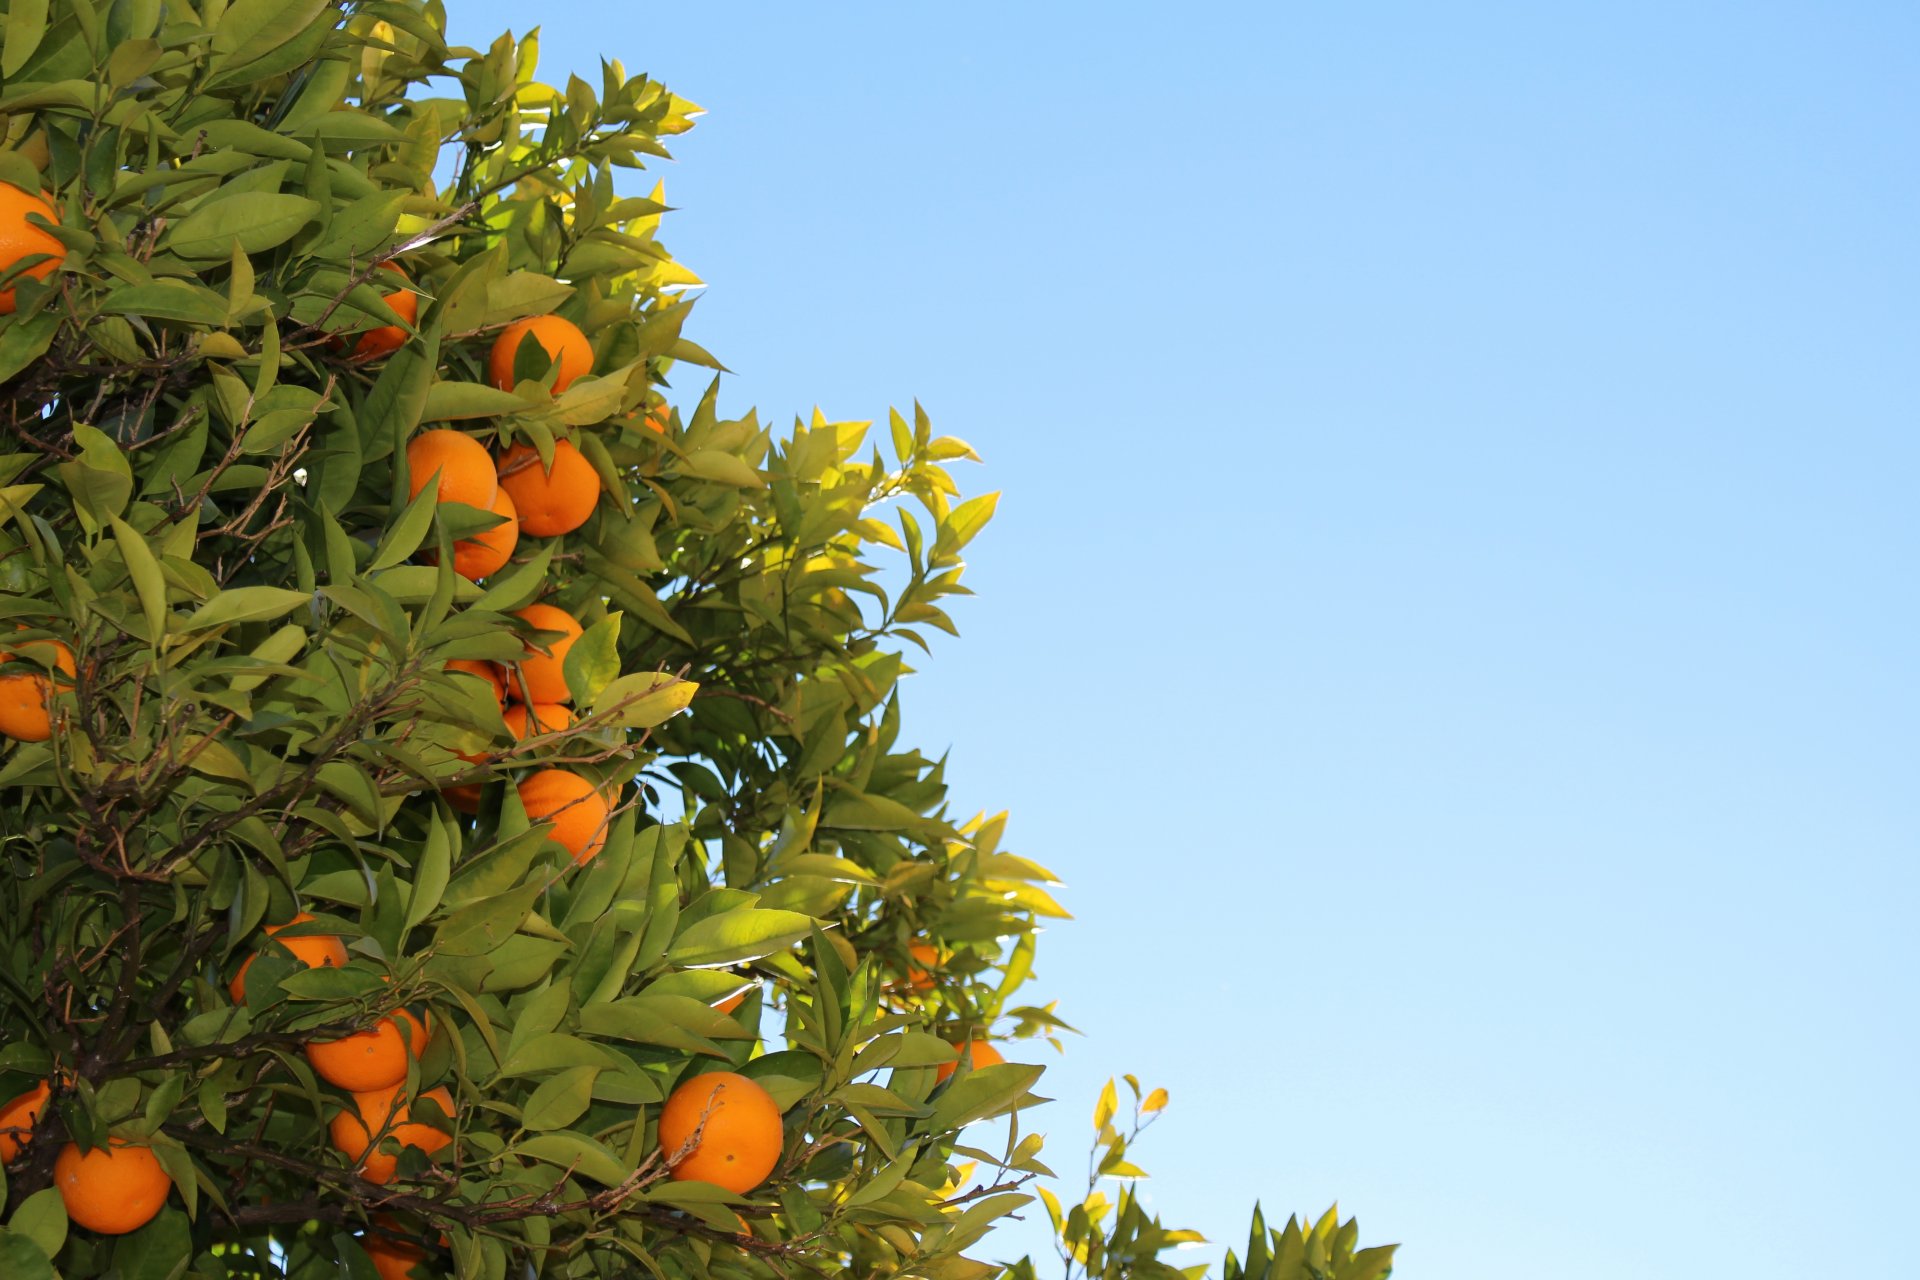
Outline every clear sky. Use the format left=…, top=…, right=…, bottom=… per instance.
left=451, top=3, right=1918, bottom=1276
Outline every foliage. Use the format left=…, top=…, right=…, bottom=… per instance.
left=0, top=0, right=1394, bottom=1276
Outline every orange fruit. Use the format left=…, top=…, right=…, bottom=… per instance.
left=495, top=441, right=602, bottom=537
left=352, top=264, right=418, bottom=360
left=517, top=769, right=610, bottom=865
left=935, top=1038, right=1005, bottom=1084
left=502, top=701, right=575, bottom=741
left=447, top=485, right=519, bottom=581
left=0, top=1079, right=51, bottom=1164
left=641, top=402, right=670, bottom=434
left=307, top=1007, right=430, bottom=1092
left=364, top=1233, right=432, bottom=1280
left=488, top=315, right=592, bottom=394
left=0, top=634, right=73, bottom=742
left=657, top=1071, right=784, bottom=1194
left=229, top=912, right=350, bottom=1003
left=507, top=603, right=581, bottom=704
left=445, top=659, right=505, bottom=712
left=329, top=1083, right=455, bottom=1185
left=905, top=942, right=939, bottom=993
left=404, top=429, right=496, bottom=509
left=714, top=986, right=749, bottom=1015
left=54, top=1140, right=172, bottom=1234
left=0, top=184, right=63, bottom=314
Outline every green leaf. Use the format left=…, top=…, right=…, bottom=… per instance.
left=182, top=586, right=312, bottom=632
left=109, top=517, right=169, bottom=642
left=667, top=908, right=815, bottom=969
left=0, top=1232, right=53, bottom=1280
left=168, top=194, right=319, bottom=260
left=926, top=1062, right=1044, bottom=1132
left=515, top=1132, right=630, bottom=1187
left=366, top=481, right=438, bottom=572
left=590, top=672, right=697, bottom=730
left=7, top=1189, right=65, bottom=1262
left=100, top=281, right=232, bottom=326
left=404, top=812, right=451, bottom=933
left=561, top=612, right=621, bottom=705
left=678, top=450, right=763, bottom=488
left=434, top=882, right=542, bottom=957
left=1, top=0, right=48, bottom=77
left=521, top=1065, right=599, bottom=1131
left=422, top=382, right=530, bottom=421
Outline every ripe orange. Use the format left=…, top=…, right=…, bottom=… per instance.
left=329, top=1083, right=455, bottom=1185
left=657, top=1071, right=784, bottom=1194
left=641, top=402, right=670, bottom=434
left=0, top=184, right=64, bottom=314
left=935, top=1038, right=1005, bottom=1084
left=352, top=264, right=418, bottom=360
left=445, top=659, right=505, bottom=712
left=495, top=441, right=602, bottom=537
left=307, top=1007, right=430, bottom=1092
left=54, top=1140, right=172, bottom=1234
left=507, top=604, right=581, bottom=704
left=447, top=486, right=519, bottom=581
left=518, top=769, right=610, bottom=865
left=229, top=912, right=351, bottom=1003
left=0, top=1079, right=51, bottom=1164
left=503, top=701, right=575, bottom=741
left=905, top=942, right=939, bottom=993
left=363, top=1233, right=431, bottom=1280
left=488, top=315, right=592, bottom=394
left=0, top=634, right=73, bottom=742
left=714, top=982, right=751, bottom=1016
left=404, top=429, right=497, bottom=510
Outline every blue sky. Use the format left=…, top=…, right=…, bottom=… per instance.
left=451, top=3, right=1918, bottom=1275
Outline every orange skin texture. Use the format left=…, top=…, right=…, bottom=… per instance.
left=54, top=1140, right=173, bottom=1235
left=364, top=1234, right=432, bottom=1280
left=658, top=1072, right=784, bottom=1194
left=447, top=486, right=519, bottom=581
left=488, top=315, right=593, bottom=394
left=518, top=768, right=610, bottom=865
left=0, top=1079, right=51, bottom=1164
left=495, top=441, right=603, bottom=537
left=503, top=701, right=576, bottom=741
left=229, top=913, right=351, bottom=1003
left=0, top=184, right=64, bottom=314
left=352, top=265, right=419, bottom=359
left=905, top=942, right=939, bottom=993
left=935, top=1038, right=1005, bottom=1084
left=307, top=1007, right=430, bottom=1092
left=508, top=603, right=582, bottom=704
left=330, top=1083, right=455, bottom=1185
left=0, top=635, right=73, bottom=742
left=405, top=429, right=497, bottom=509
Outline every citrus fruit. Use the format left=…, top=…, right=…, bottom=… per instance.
left=307, top=1007, right=430, bottom=1092
left=445, top=659, right=505, bottom=712
left=0, top=634, right=73, bottom=742
left=507, top=603, right=581, bottom=703
left=518, top=768, right=610, bottom=865
left=935, top=1038, right=1005, bottom=1084
left=488, top=315, right=592, bottom=393
left=329, top=1083, right=455, bottom=1185
left=363, top=1233, right=432, bottom=1280
left=405, top=429, right=496, bottom=509
left=54, top=1140, right=172, bottom=1234
left=905, top=942, right=939, bottom=993
left=503, top=701, right=575, bottom=741
left=714, top=985, right=750, bottom=1015
left=447, top=486, right=519, bottom=581
left=352, top=264, right=418, bottom=360
left=229, top=912, right=350, bottom=1003
left=0, top=1079, right=51, bottom=1163
left=0, top=184, right=64, bottom=314
left=495, top=440, right=602, bottom=536
left=657, top=1071, right=784, bottom=1194
left=641, top=402, right=670, bottom=433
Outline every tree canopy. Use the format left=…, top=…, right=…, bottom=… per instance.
left=0, top=1, right=1395, bottom=1276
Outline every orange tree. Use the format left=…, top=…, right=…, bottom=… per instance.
left=0, top=2, right=1395, bottom=1277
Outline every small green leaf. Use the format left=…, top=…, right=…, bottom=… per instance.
left=168, top=193, right=320, bottom=259
left=109, top=517, right=170, bottom=642
left=561, top=612, right=621, bottom=705
left=182, top=586, right=311, bottom=632
left=590, top=672, right=696, bottom=730
left=667, top=908, right=815, bottom=969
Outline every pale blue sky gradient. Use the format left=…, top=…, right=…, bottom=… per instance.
left=450, top=4, right=1919, bottom=1276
